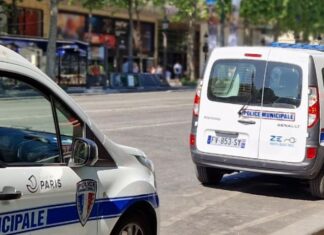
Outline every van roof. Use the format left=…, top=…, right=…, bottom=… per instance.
left=0, top=45, right=39, bottom=71
left=210, top=46, right=324, bottom=59
left=269, top=46, right=324, bottom=55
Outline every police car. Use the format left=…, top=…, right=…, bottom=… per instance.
left=191, top=43, right=324, bottom=198
left=0, top=45, right=159, bottom=234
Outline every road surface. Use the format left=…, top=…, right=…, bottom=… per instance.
left=73, top=90, right=324, bottom=235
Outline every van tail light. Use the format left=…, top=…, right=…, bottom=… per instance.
left=244, top=53, right=262, bottom=58
left=308, top=87, right=319, bottom=128
left=193, top=81, right=202, bottom=117
left=190, top=134, right=196, bottom=147
left=307, top=147, right=317, bottom=159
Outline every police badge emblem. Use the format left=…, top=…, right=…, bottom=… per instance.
left=76, top=179, right=97, bottom=226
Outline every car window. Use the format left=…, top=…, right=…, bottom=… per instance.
left=208, top=59, right=266, bottom=105
left=0, top=75, right=59, bottom=163
left=55, top=100, right=83, bottom=160
left=0, top=74, right=83, bottom=164
left=208, top=60, right=302, bottom=108
left=263, top=63, right=302, bottom=108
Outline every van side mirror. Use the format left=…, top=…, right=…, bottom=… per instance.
left=69, top=138, right=98, bottom=167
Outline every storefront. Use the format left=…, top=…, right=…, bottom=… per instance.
left=0, top=35, right=88, bottom=85
left=57, top=11, right=156, bottom=75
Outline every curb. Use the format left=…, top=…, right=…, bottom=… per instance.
left=65, top=86, right=195, bottom=95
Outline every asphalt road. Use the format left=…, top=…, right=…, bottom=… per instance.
left=72, top=90, right=324, bottom=235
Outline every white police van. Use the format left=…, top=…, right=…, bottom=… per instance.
left=0, top=45, right=159, bottom=234
left=190, top=43, right=324, bottom=198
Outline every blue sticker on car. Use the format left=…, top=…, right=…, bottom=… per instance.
left=320, top=132, right=324, bottom=144
left=269, top=135, right=296, bottom=147
left=242, top=110, right=295, bottom=121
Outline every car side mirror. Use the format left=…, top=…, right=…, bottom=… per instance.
left=69, top=137, right=98, bottom=167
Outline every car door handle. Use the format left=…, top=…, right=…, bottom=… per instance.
left=0, top=186, right=22, bottom=200
left=238, top=119, right=256, bottom=125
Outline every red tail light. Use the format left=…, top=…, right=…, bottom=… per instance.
left=193, top=81, right=202, bottom=117
left=190, top=134, right=196, bottom=147
left=307, top=147, right=317, bottom=159
left=308, top=87, right=319, bottom=128
left=244, top=53, right=262, bottom=58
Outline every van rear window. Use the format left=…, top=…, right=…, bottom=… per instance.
left=207, top=60, right=302, bottom=108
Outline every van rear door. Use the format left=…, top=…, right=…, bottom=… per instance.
left=196, top=48, right=269, bottom=159
left=257, top=50, right=309, bottom=163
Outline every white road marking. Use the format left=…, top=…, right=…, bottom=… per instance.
left=85, top=103, right=192, bottom=113
left=0, top=115, right=51, bottom=120
left=215, top=203, right=318, bottom=235
left=103, top=120, right=191, bottom=131
left=74, top=96, right=193, bottom=105
left=161, top=191, right=242, bottom=227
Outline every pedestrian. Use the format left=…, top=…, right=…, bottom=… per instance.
left=150, top=65, right=156, bottom=74
left=133, top=62, right=139, bottom=73
left=173, top=62, right=182, bottom=79
left=156, top=64, right=163, bottom=75
left=122, top=60, right=129, bottom=73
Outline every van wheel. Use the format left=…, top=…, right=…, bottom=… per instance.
left=310, top=170, right=324, bottom=198
left=196, top=165, right=224, bottom=185
left=111, top=209, right=153, bottom=235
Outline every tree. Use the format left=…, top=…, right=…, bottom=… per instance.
left=46, top=0, right=58, bottom=80
left=214, top=0, right=232, bottom=46
left=134, top=0, right=151, bottom=72
left=0, top=0, right=24, bottom=35
left=108, top=0, right=151, bottom=73
left=167, top=0, right=208, bottom=81
left=240, top=0, right=287, bottom=42
left=78, top=0, right=108, bottom=45
left=240, top=0, right=324, bottom=42
left=282, top=0, right=324, bottom=41
left=45, top=0, right=109, bottom=80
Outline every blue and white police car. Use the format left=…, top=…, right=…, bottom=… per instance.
left=0, top=45, right=159, bottom=234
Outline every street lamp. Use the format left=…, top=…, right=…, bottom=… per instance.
left=162, top=15, right=169, bottom=31
left=203, top=33, right=209, bottom=65
left=161, top=15, right=169, bottom=79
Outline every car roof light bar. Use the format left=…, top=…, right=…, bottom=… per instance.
left=269, top=42, right=324, bottom=52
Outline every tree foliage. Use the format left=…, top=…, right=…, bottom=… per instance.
left=163, top=0, right=206, bottom=80
left=107, top=0, right=153, bottom=72
left=167, top=0, right=206, bottom=21
left=78, top=0, right=108, bottom=12
left=240, top=0, right=324, bottom=41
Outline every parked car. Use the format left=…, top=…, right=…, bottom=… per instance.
left=0, top=45, right=159, bottom=234
left=190, top=44, right=324, bottom=198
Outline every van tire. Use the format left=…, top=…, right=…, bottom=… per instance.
left=196, top=165, right=224, bottom=185
left=310, top=170, right=324, bottom=198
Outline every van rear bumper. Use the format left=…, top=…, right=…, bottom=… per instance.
left=191, top=148, right=324, bottom=179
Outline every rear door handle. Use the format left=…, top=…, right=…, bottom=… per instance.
left=0, top=186, right=22, bottom=200
left=238, top=119, right=256, bottom=125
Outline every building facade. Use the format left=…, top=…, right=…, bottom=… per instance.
left=0, top=0, right=207, bottom=83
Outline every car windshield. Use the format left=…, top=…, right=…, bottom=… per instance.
left=207, top=59, right=302, bottom=108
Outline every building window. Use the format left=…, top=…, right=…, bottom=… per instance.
left=17, top=8, right=43, bottom=36
left=57, top=12, right=86, bottom=41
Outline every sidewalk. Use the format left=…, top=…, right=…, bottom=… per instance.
left=64, top=79, right=196, bottom=95
left=65, top=84, right=195, bottom=95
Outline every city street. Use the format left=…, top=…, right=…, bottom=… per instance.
left=73, top=90, right=324, bottom=235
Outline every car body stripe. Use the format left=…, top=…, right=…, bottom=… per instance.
left=0, top=193, right=158, bottom=235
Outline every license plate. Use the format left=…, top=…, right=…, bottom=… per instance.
left=207, top=135, right=246, bottom=148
